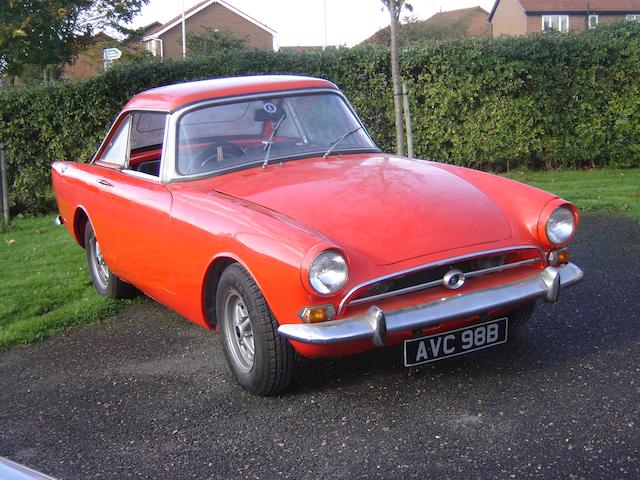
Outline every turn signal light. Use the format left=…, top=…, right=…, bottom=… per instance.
left=299, top=305, right=335, bottom=323
left=548, top=248, right=570, bottom=266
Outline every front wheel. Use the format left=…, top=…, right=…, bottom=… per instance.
left=84, top=222, right=136, bottom=299
left=216, top=263, right=294, bottom=396
left=507, top=302, right=536, bottom=331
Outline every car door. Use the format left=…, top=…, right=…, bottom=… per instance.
left=89, top=111, right=176, bottom=300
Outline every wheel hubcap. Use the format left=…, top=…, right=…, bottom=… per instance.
left=93, top=238, right=109, bottom=287
left=223, top=291, right=255, bottom=373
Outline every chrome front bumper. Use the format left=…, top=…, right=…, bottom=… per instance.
left=278, top=263, right=583, bottom=346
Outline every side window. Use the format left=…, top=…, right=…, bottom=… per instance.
left=127, top=111, right=167, bottom=177
left=100, top=116, right=131, bottom=166
left=130, top=112, right=167, bottom=152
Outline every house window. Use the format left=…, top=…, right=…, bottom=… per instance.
left=588, top=14, right=598, bottom=28
left=627, top=14, right=640, bottom=21
left=146, top=40, right=156, bottom=56
left=542, top=15, right=569, bottom=32
left=146, top=39, right=163, bottom=57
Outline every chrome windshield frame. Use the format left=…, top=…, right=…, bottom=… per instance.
left=161, top=87, right=380, bottom=183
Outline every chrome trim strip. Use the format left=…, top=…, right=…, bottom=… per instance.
left=348, top=279, right=443, bottom=306
left=347, top=257, right=540, bottom=307
left=278, top=263, right=583, bottom=345
left=121, top=169, right=162, bottom=182
left=156, top=114, right=171, bottom=184
left=464, top=257, right=539, bottom=278
left=337, top=246, right=545, bottom=315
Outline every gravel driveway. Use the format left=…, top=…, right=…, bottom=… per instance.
left=1, top=213, right=638, bottom=479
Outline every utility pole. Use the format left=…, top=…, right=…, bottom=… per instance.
left=182, top=0, right=187, bottom=58
left=0, top=144, right=9, bottom=226
left=323, top=0, right=328, bottom=50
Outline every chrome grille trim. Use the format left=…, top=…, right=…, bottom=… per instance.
left=464, top=257, right=540, bottom=279
left=347, top=257, right=540, bottom=307
left=337, top=246, right=545, bottom=315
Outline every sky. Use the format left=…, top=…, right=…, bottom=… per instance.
left=129, top=0, right=496, bottom=48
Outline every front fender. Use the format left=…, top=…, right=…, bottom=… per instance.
left=166, top=188, right=326, bottom=329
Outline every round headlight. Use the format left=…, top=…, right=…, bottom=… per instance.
left=546, top=206, right=575, bottom=245
left=309, top=250, right=348, bottom=295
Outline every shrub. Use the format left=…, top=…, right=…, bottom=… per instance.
left=1, top=22, right=639, bottom=214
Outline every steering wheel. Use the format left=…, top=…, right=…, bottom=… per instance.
left=187, top=141, right=247, bottom=174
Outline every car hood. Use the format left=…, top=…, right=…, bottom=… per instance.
left=207, top=154, right=512, bottom=265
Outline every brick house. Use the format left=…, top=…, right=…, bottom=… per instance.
left=142, top=0, right=276, bottom=58
left=488, top=0, right=640, bottom=37
left=361, top=6, right=490, bottom=45
left=418, top=6, right=490, bottom=37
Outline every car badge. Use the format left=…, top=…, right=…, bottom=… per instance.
left=263, top=102, right=277, bottom=114
left=443, top=269, right=465, bottom=290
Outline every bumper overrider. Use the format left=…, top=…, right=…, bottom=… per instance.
left=278, top=263, right=583, bottom=346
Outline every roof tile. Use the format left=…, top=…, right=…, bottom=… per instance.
left=519, top=0, right=640, bottom=12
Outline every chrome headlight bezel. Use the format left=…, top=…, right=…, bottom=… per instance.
left=545, top=206, right=576, bottom=245
left=308, top=250, right=349, bottom=296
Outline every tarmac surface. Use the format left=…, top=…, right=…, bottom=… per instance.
left=1, top=213, right=639, bottom=479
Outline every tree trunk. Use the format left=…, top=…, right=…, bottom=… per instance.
left=388, top=1, right=405, bottom=156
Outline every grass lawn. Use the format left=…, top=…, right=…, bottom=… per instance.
left=505, top=168, right=640, bottom=220
left=0, top=216, right=130, bottom=351
left=0, top=168, right=638, bottom=351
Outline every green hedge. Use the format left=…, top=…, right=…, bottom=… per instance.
left=1, top=22, right=639, bottom=214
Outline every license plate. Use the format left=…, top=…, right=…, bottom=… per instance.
left=404, top=317, right=508, bottom=367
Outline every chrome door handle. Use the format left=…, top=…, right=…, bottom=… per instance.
left=97, top=178, right=113, bottom=187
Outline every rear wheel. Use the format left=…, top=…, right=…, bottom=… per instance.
left=84, top=222, right=136, bottom=299
left=216, top=263, right=293, bottom=396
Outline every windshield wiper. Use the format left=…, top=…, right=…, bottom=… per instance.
left=262, top=115, right=286, bottom=168
left=322, top=126, right=363, bottom=159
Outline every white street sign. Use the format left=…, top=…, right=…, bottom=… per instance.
left=103, top=47, right=122, bottom=61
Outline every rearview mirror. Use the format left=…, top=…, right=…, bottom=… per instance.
left=254, top=103, right=285, bottom=121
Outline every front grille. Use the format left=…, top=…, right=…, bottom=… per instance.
left=340, top=247, right=544, bottom=312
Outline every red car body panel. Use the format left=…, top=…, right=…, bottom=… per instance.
left=51, top=75, right=580, bottom=361
left=207, top=154, right=513, bottom=265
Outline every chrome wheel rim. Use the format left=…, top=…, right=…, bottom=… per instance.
left=92, top=237, right=109, bottom=288
left=223, top=291, right=255, bottom=373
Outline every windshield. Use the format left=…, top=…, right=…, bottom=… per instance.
left=176, top=92, right=377, bottom=176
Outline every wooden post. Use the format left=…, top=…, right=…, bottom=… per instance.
left=402, top=81, right=414, bottom=158
left=0, top=143, right=9, bottom=226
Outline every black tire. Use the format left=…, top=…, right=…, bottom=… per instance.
left=216, top=263, right=294, bottom=396
left=507, top=301, right=536, bottom=331
left=84, top=222, right=137, bottom=299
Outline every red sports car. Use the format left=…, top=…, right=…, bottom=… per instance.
left=52, top=75, right=583, bottom=395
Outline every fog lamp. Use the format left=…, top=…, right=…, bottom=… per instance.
left=299, top=304, right=335, bottom=323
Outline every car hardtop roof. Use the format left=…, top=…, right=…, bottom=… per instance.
left=123, top=75, right=339, bottom=112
